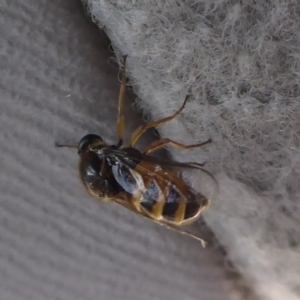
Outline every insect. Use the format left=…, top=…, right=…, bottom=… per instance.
left=56, top=56, right=217, bottom=247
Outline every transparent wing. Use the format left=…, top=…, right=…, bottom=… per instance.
left=108, top=148, right=219, bottom=202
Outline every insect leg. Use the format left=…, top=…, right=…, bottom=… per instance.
left=130, top=95, right=190, bottom=147
left=117, top=55, right=127, bottom=146
left=137, top=211, right=207, bottom=247
left=133, top=206, right=208, bottom=247
left=143, top=138, right=212, bottom=154
left=158, top=222, right=207, bottom=248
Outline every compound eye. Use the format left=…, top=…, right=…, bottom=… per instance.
left=78, top=134, right=103, bottom=154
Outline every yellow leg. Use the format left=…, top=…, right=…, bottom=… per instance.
left=143, top=138, right=212, bottom=154
left=157, top=221, right=207, bottom=248
left=130, top=95, right=190, bottom=147
left=135, top=207, right=207, bottom=248
left=117, top=55, right=127, bottom=146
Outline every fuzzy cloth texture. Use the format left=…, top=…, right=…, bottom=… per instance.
left=84, top=1, right=300, bottom=299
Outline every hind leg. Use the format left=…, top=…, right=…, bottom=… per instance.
left=143, top=138, right=212, bottom=154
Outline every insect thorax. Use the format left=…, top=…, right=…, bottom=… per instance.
left=78, top=151, right=122, bottom=199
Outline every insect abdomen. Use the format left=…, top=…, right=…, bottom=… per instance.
left=139, top=177, right=208, bottom=225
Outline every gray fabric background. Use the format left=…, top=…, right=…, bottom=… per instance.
left=0, top=1, right=238, bottom=299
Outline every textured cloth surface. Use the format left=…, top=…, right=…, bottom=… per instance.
left=84, top=1, right=300, bottom=300
left=1, top=1, right=234, bottom=300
